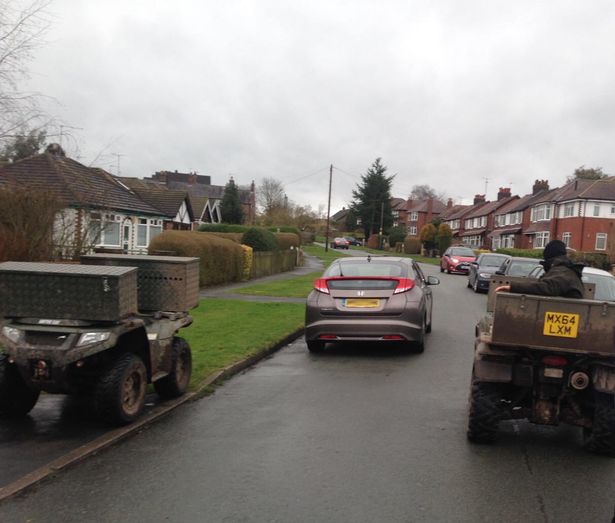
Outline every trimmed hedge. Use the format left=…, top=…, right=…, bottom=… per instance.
left=275, top=232, right=300, bottom=250
left=569, top=251, right=610, bottom=270
left=202, top=231, right=244, bottom=243
left=148, top=230, right=244, bottom=286
left=197, top=223, right=248, bottom=233
left=241, top=228, right=279, bottom=252
left=404, top=237, right=421, bottom=254
left=300, top=231, right=315, bottom=245
left=495, top=248, right=543, bottom=259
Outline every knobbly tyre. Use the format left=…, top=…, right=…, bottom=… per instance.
left=0, top=255, right=199, bottom=425
left=467, top=276, right=615, bottom=455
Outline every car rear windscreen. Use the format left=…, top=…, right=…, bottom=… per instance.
left=325, top=262, right=410, bottom=278
left=326, top=279, right=399, bottom=290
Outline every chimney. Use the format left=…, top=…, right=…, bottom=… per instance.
left=447, top=198, right=453, bottom=209
left=497, top=187, right=511, bottom=201
left=427, top=198, right=434, bottom=221
left=473, top=194, right=486, bottom=205
left=45, top=143, right=66, bottom=157
left=532, top=179, right=549, bottom=195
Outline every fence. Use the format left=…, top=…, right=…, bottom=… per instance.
left=251, top=250, right=298, bottom=278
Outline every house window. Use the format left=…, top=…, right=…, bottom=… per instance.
left=409, top=226, right=417, bottom=235
left=563, top=203, right=574, bottom=217
left=501, top=234, right=515, bottom=248
left=535, top=232, right=550, bottom=248
left=103, top=222, right=120, bottom=246
left=137, top=219, right=148, bottom=247
left=137, top=218, right=163, bottom=247
left=410, top=212, right=418, bottom=221
left=611, top=204, right=615, bottom=215
left=492, top=237, right=501, bottom=250
left=593, top=204, right=600, bottom=217
left=562, top=232, right=571, bottom=247
left=532, top=204, right=552, bottom=222
left=596, top=233, right=607, bottom=251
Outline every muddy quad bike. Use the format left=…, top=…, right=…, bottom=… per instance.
left=467, top=276, right=615, bottom=456
left=0, top=256, right=198, bottom=425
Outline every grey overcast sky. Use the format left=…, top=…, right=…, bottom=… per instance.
left=26, top=0, right=615, bottom=212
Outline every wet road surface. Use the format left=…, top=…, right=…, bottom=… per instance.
left=2, top=263, right=615, bottom=522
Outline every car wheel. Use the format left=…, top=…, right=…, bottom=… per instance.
left=467, top=377, right=501, bottom=444
left=440, top=264, right=444, bottom=273
left=447, top=266, right=451, bottom=274
left=96, top=353, right=147, bottom=425
left=584, top=392, right=615, bottom=456
left=467, top=277, right=472, bottom=288
left=307, top=340, right=325, bottom=353
left=0, top=352, right=40, bottom=417
left=473, top=278, right=480, bottom=293
left=154, top=337, right=192, bottom=399
left=408, top=317, right=426, bottom=353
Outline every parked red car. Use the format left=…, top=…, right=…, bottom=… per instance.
left=440, top=246, right=476, bottom=274
left=330, top=237, right=350, bottom=249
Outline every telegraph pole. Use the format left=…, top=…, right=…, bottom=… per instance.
left=379, top=201, right=385, bottom=249
left=325, top=164, right=333, bottom=252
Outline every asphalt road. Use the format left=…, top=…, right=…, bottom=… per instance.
left=2, top=264, right=615, bottom=522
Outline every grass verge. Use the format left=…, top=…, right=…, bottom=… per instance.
left=234, top=271, right=320, bottom=298
left=302, top=244, right=350, bottom=266
left=350, top=246, right=440, bottom=265
left=182, top=299, right=304, bottom=389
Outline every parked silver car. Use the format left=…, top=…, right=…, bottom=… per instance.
left=305, top=257, right=439, bottom=353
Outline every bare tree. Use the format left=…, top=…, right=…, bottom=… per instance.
left=409, top=184, right=446, bottom=202
left=0, top=0, right=51, bottom=142
left=257, top=177, right=285, bottom=214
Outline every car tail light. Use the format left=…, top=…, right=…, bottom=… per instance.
left=393, top=278, right=415, bottom=294
left=542, top=355, right=568, bottom=367
left=382, top=335, right=403, bottom=340
left=314, top=278, right=330, bottom=294
left=319, top=334, right=338, bottom=339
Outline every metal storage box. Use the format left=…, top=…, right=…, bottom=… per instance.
left=81, top=254, right=199, bottom=312
left=491, top=292, right=615, bottom=356
left=0, top=262, right=138, bottom=321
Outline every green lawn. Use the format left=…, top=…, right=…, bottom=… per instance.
left=350, top=245, right=440, bottom=265
left=302, top=244, right=350, bottom=266
left=182, top=299, right=305, bottom=389
left=234, top=271, right=320, bottom=298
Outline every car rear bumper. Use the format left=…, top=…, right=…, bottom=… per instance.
left=305, top=318, right=423, bottom=343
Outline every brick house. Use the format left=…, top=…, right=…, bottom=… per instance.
left=458, top=189, right=516, bottom=249
left=490, top=181, right=553, bottom=249
left=543, top=178, right=615, bottom=253
left=404, top=198, right=447, bottom=236
left=441, top=196, right=485, bottom=242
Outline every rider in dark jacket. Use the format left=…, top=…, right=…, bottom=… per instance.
left=496, top=240, right=584, bottom=298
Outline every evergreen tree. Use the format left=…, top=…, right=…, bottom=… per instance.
left=220, top=177, right=244, bottom=224
left=350, top=158, right=395, bottom=240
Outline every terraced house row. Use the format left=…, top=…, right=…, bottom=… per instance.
left=390, top=178, right=615, bottom=254
left=442, top=178, right=615, bottom=253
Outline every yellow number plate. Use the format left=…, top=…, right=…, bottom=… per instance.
left=543, top=311, right=580, bottom=338
left=344, top=298, right=380, bottom=308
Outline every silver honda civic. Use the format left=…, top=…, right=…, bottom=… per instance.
left=305, top=256, right=439, bottom=353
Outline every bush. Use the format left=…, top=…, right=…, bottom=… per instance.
left=241, top=244, right=253, bottom=280
left=275, top=232, right=300, bottom=250
left=569, top=251, right=610, bottom=270
left=387, top=226, right=406, bottom=248
left=241, top=228, right=279, bottom=252
left=149, top=230, right=244, bottom=286
left=404, top=237, right=421, bottom=254
left=300, top=231, right=315, bottom=244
